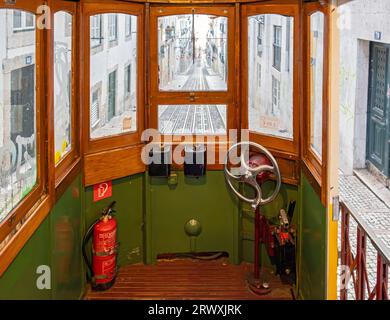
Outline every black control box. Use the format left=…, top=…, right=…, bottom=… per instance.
left=184, top=145, right=206, bottom=177
left=148, top=145, right=171, bottom=177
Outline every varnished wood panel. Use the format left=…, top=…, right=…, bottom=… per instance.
left=84, top=144, right=146, bottom=186
left=85, top=258, right=293, bottom=300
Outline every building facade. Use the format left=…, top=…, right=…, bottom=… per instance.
left=339, top=0, right=390, bottom=182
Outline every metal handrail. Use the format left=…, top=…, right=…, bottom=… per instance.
left=339, top=198, right=390, bottom=266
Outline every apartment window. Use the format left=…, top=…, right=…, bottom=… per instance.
left=125, top=15, right=132, bottom=38
left=13, top=10, right=35, bottom=31
left=54, top=12, right=73, bottom=165
left=273, top=26, right=282, bottom=71
left=257, top=16, right=264, bottom=46
left=272, top=76, right=280, bottom=115
left=91, top=89, right=100, bottom=128
left=65, top=13, right=72, bottom=37
left=125, top=64, right=132, bottom=96
left=108, top=14, right=118, bottom=41
left=285, top=18, right=291, bottom=72
left=90, top=15, right=102, bottom=47
left=107, top=70, right=117, bottom=123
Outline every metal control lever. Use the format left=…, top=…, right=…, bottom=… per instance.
left=224, top=141, right=281, bottom=209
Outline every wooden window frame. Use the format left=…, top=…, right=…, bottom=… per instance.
left=0, top=0, right=49, bottom=259
left=302, top=2, right=330, bottom=204
left=240, top=0, right=300, bottom=185
left=49, top=1, right=81, bottom=200
left=241, top=1, right=300, bottom=158
left=82, top=1, right=145, bottom=186
left=148, top=5, right=237, bottom=146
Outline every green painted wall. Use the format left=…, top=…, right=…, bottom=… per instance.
left=145, top=171, right=240, bottom=264
left=0, top=175, right=83, bottom=300
left=297, top=172, right=327, bottom=300
left=1, top=170, right=326, bottom=300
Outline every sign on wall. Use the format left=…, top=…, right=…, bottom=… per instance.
left=93, top=181, right=112, bottom=202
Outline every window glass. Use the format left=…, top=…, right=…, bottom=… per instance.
left=310, top=12, right=324, bottom=158
left=90, top=14, right=138, bottom=139
left=248, top=14, right=294, bottom=139
left=54, top=11, right=72, bottom=165
left=0, top=9, right=37, bottom=222
left=158, top=14, right=228, bottom=92
left=158, top=104, right=227, bottom=135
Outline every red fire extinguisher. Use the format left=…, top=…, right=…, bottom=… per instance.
left=82, top=201, right=118, bottom=291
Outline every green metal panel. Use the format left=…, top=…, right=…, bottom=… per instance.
left=50, top=174, right=84, bottom=300
left=0, top=174, right=84, bottom=300
left=145, top=171, right=240, bottom=264
left=84, top=174, right=144, bottom=267
left=0, top=217, right=52, bottom=300
left=297, top=172, right=326, bottom=300
left=367, top=42, right=390, bottom=176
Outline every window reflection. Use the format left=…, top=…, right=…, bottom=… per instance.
left=158, top=14, right=228, bottom=92
left=54, top=11, right=72, bottom=164
left=248, top=14, right=294, bottom=139
left=0, top=9, right=37, bottom=222
left=90, top=14, right=138, bottom=139
left=310, top=12, right=324, bottom=158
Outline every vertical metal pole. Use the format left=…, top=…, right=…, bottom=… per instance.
left=376, top=254, right=383, bottom=300
left=340, top=205, right=347, bottom=300
left=254, top=207, right=260, bottom=280
left=356, top=227, right=366, bottom=300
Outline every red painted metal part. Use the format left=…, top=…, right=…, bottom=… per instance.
left=340, top=203, right=389, bottom=300
left=254, top=207, right=261, bottom=280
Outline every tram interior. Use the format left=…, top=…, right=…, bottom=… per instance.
left=0, top=0, right=389, bottom=301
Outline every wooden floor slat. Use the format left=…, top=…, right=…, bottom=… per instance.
left=85, top=258, right=293, bottom=300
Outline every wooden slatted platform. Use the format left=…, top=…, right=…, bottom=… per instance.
left=85, top=258, right=294, bottom=300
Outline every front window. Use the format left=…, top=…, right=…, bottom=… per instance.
left=0, top=9, right=37, bottom=222
left=158, top=14, right=228, bottom=92
left=90, top=13, right=138, bottom=139
left=248, top=14, right=294, bottom=139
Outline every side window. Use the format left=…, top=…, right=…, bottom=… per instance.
left=309, top=12, right=325, bottom=159
left=0, top=9, right=37, bottom=222
left=54, top=11, right=73, bottom=165
left=248, top=14, right=294, bottom=139
left=89, top=13, right=138, bottom=139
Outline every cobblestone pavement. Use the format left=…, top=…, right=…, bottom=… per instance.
left=339, top=175, right=390, bottom=299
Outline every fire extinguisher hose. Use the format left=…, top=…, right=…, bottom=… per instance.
left=82, top=218, right=99, bottom=282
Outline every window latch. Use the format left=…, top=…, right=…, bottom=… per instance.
left=189, top=92, right=196, bottom=102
